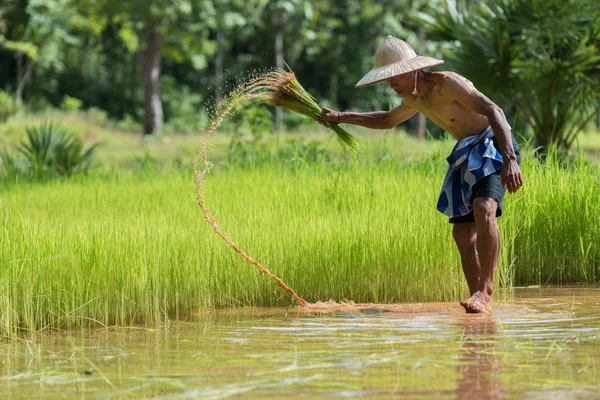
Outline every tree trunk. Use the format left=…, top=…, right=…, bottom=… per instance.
left=273, top=13, right=284, bottom=133
left=416, top=27, right=427, bottom=140
left=16, top=54, right=22, bottom=103
left=596, top=110, right=600, bottom=130
left=140, top=27, right=163, bottom=135
left=15, top=57, right=34, bottom=107
left=215, top=30, right=224, bottom=104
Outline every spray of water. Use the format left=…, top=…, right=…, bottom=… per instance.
left=194, top=70, right=309, bottom=307
left=194, top=69, right=373, bottom=311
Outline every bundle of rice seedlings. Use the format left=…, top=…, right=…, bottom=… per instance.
left=251, top=69, right=363, bottom=154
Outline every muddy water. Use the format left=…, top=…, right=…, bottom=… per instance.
left=2, top=288, right=599, bottom=399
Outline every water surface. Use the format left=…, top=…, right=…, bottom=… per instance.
left=2, top=288, right=599, bottom=399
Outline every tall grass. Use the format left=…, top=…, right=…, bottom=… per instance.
left=506, top=152, right=600, bottom=283
left=0, top=149, right=598, bottom=336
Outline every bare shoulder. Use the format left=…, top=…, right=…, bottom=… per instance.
left=433, top=71, right=476, bottom=93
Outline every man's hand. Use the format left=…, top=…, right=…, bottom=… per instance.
left=316, top=107, right=342, bottom=126
left=501, top=159, right=523, bottom=194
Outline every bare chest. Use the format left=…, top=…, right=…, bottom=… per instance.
left=404, top=90, right=488, bottom=137
left=405, top=90, right=462, bottom=123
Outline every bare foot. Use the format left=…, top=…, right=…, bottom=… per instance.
left=460, top=290, right=493, bottom=313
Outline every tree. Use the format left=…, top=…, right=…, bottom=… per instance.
left=416, top=0, right=600, bottom=149
left=88, top=0, right=215, bottom=135
left=0, top=1, right=34, bottom=104
left=265, top=0, right=316, bottom=132
left=209, top=0, right=268, bottom=103
left=0, top=0, right=86, bottom=106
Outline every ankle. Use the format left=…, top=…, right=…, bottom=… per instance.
left=477, top=283, right=493, bottom=296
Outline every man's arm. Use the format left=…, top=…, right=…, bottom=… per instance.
left=317, top=104, right=417, bottom=130
left=441, top=74, right=523, bottom=193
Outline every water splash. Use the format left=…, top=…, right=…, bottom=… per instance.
left=195, top=69, right=366, bottom=309
left=194, top=69, right=309, bottom=307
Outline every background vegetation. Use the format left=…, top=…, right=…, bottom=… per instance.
left=1, top=0, right=598, bottom=145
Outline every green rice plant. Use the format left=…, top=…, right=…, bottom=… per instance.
left=501, top=151, right=600, bottom=284
left=254, top=69, right=363, bottom=154
left=0, top=144, right=598, bottom=336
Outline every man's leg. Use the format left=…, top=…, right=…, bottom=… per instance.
left=452, top=222, right=480, bottom=295
left=460, top=197, right=499, bottom=313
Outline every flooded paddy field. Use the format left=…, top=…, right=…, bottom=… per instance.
left=2, top=287, right=599, bottom=399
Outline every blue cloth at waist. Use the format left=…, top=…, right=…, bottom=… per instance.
left=436, top=126, right=504, bottom=218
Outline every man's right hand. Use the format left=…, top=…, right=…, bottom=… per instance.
left=316, top=107, right=342, bottom=126
left=501, top=159, right=523, bottom=194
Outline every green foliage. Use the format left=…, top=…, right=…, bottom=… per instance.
left=0, top=0, right=597, bottom=139
left=11, top=122, right=97, bottom=179
left=0, top=90, right=17, bottom=122
left=246, top=105, right=273, bottom=137
left=15, top=0, right=91, bottom=71
left=509, top=151, right=600, bottom=283
left=0, top=1, right=39, bottom=59
left=417, top=0, right=600, bottom=149
left=225, top=134, right=331, bottom=167
left=0, top=36, right=38, bottom=59
left=89, top=0, right=217, bottom=67
left=85, top=107, right=109, bottom=123
left=0, top=0, right=433, bottom=129
left=160, top=76, right=204, bottom=133
left=0, top=148, right=21, bottom=178
left=277, top=138, right=332, bottom=164
left=60, top=95, right=83, bottom=111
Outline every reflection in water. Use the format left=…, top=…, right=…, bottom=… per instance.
left=2, top=288, right=600, bottom=398
left=456, top=317, right=500, bottom=400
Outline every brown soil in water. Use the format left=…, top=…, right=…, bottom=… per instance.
left=300, top=301, right=539, bottom=318
left=207, top=298, right=537, bottom=318
left=302, top=300, right=459, bottom=314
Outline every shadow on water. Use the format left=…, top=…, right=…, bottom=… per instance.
left=1, top=287, right=599, bottom=398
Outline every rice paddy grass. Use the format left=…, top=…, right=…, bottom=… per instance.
left=1, top=145, right=599, bottom=336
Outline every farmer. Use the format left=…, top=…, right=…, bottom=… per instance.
left=317, top=36, right=523, bottom=313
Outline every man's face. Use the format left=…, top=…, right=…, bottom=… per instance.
left=387, top=72, right=415, bottom=96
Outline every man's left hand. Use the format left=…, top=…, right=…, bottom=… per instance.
left=501, top=160, right=523, bottom=194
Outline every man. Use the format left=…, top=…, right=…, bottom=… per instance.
left=317, top=36, right=523, bottom=313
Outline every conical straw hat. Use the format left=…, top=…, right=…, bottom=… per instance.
left=355, top=36, right=444, bottom=88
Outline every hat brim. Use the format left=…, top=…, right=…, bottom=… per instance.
left=355, top=56, right=444, bottom=88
